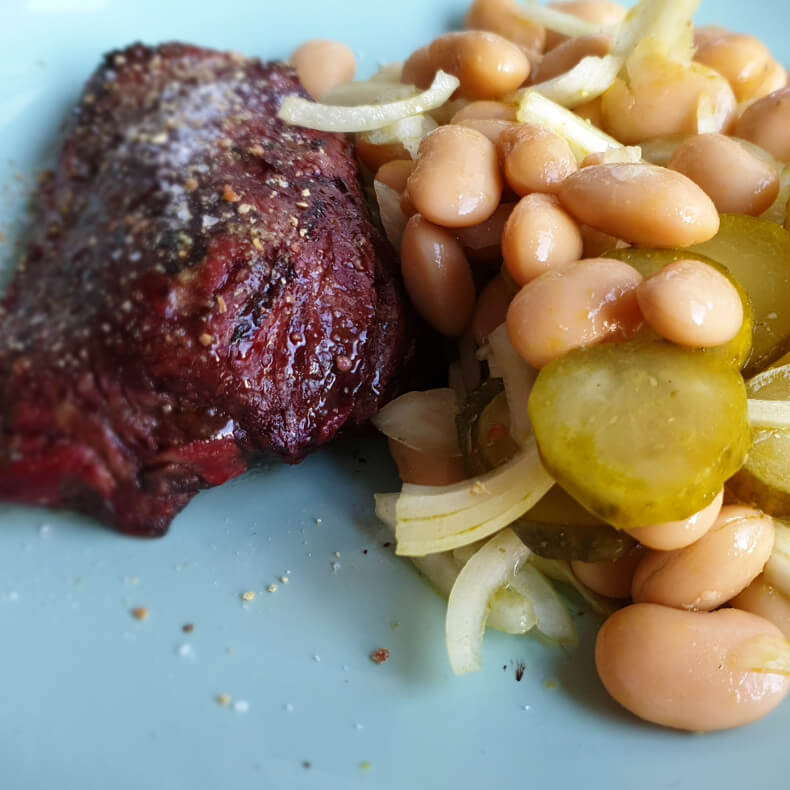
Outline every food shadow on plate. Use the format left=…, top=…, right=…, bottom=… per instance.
left=318, top=436, right=617, bottom=694
left=550, top=597, right=749, bottom=738
left=550, top=604, right=635, bottom=726
left=0, top=502, right=106, bottom=539
left=319, top=436, right=457, bottom=686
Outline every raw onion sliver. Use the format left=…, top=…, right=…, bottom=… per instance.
left=360, top=113, right=437, bottom=158
left=519, top=1, right=605, bottom=38
left=487, top=324, right=537, bottom=447
left=370, top=62, right=404, bottom=82
left=764, top=520, right=790, bottom=598
left=748, top=399, right=790, bottom=431
left=446, top=528, right=531, bottom=674
left=278, top=70, right=460, bottom=133
left=488, top=588, right=538, bottom=635
left=378, top=509, right=536, bottom=635
left=515, top=90, right=621, bottom=161
left=585, top=145, right=643, bottom=165
left=529, top=54, right=623, bottom=109
left=529, top=555, right=616, bottom=616
left=639, top=136, right=684, bottom=166
left=395, top=440, right=554, bottom=556
left=373, top=180, right=408, bottom=250
left=397, top=439, right=546, bottom=519
left=372, top=389, right=461, bottom=456
left=510, top=564, right=577, bottom=646
left=729, top=634, right=790, bottom=675
left=374, top=493, right=398, bottom=529
left=514, top=0, right=702, bottom=112
left=412, top=551, right=537, bottom=635
left=762, top=164, right=790, bottom=225
left=322, top=81, right=417, bottom=107
left=412, top=551, right=461, bottom=598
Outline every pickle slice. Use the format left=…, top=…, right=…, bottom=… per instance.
left=730, top=364, right=790, bottom=516
left=689, top=214, right=790, bottom=376
left=605, top=247, right=753, bottom=370
left=456, top=379, right=519, bottom=475
left=457, top=380, right=634, bottom=560
left=522, top=484, right=603, bottom=526
left=513, top=487, right=636, bottom=562
left=529, top=341, right=751, bottom=529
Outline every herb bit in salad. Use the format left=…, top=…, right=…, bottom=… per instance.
left=280, top=0, right=790, bottom=733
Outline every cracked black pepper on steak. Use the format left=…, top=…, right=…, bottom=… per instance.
left=0, top=42, right=412, bottom=536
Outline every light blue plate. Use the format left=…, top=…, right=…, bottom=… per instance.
left=0, top=2, right=788, bottom=788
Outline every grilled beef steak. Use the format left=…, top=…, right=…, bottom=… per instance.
left=0, top=43, right=411, bottom=536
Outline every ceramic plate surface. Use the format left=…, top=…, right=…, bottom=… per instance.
left=1, top=2, right=788, bottom=788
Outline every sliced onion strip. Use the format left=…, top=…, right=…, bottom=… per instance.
left=374, top=493, right=398, bottom=529
left=729, top=634, right=790, bottom=675
left=397, top=438, right=545, bottom=518
left=762, top=164, right=790, bottom=225
left=411, top=551, right=463, bottom=598
left=529, top=54, right=623, bottom=108
left=510, top=564, right=577, bottom=646
left=529, top=555, right=617, bottom=616
left=747, top=398, right=790, bottom=431
left=519, top=1, right=605, bottom=38
left=513, top=0, right=701, bottom=110
left=487, top=324, right=538, bottom=446
left=277, top=70, right=460, bottom=133
left=764, top=520, right=790, bottom=597
left=373, top=180, right=408, bottom=250
left=372, top=389, right=461, bottom=456
left=360, top=112, right=437, bottom=158
left=322, top=81, right=417, bottom=107
left=395, top=439, right=554, bottom=556
left=515, top=90, right=621, bottom=161
left=393, top=533, right=537, bottom=635
left=614, top=0, right=700, bottom=66
left=639, top=136, right=684, bottom=166
left=446, top=528, right=531, bottom=674
left=488, top=588, right=538, bottom=635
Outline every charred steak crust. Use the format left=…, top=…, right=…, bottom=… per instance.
left=0, top=43, right=412, bottom=536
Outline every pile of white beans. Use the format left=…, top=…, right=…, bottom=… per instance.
left=290, top=0, right=790, bottom=732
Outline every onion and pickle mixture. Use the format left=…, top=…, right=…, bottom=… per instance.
left=280, top=0, right=790, bottom=732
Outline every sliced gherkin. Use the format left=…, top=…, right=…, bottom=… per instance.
left=604, top=247, right=753, bottom=370
left=456, top=381, right=636, bottom=561
left=689, top=214, right=790, bottom=376
left=513, top=486, right=635, bottom=562
left=522, top=484, right=603, bottom=526
left=730, top=364, right=790, bottom=516
left=456, top=379, right=518, bottom=476
left=528, top=341, right=751, bottom=529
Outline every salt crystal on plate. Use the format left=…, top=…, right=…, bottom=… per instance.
left=177, top=643, right=196, bottom=660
